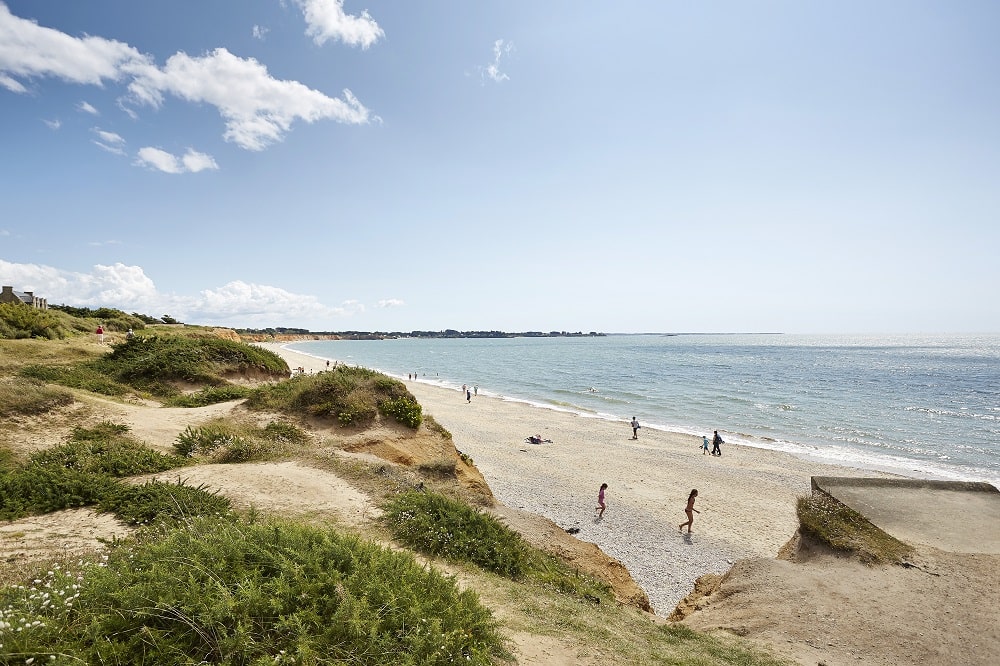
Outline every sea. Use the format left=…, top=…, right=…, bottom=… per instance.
left=287, top=334, right=1000, bottom=488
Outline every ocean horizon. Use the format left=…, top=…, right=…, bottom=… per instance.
left=287, top=333, right=1000, bottom=488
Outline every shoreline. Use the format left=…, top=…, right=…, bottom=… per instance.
left=259, top=341, right=900, bottom=615
left=280, top=341, right=990, bottom=486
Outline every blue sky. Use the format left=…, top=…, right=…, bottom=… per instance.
left=1, top=1, right=998, bottom=334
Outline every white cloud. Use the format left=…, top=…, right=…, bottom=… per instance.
left=0, top=4, right=373, bottom=151
left=134, top=146, right=218, bottom=174
left=87, top=240, right=123, bottom=247
left=92, top=127, right=126, bottom=154
left=377, top=298, right=404, bottom=308
left=0, top=258, right=360, bottom=327
left=252, top=24, right=269, bottom=40
left=0, top=229, right=9, bottom=236
left=93, top=128, right=125, bottom=144
left=482, top=39, right=514, bottom=84
left=93, top=141, right=126, bottom=156
left=43, top=118, right=61, bottom=129
left=0, top=4, right=150, bottom=89
left=294, top=0, right=383, bottom=49
left=182, top=149, right=219, bottom=173
left=126, top=48, right=371, bottom=150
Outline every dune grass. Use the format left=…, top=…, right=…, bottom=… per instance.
left=246, top=365, right=423, bottom=428
left=172, top=417, right=309, bottom=463
left=0, top=517, right=510, bottom=665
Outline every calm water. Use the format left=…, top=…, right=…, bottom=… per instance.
left=288, top=334, right=1000, bottom=486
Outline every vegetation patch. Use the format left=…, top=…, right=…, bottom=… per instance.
left=164, top=384, right=251, bottom=407
left=383, top=490, right=611, bottom=604
left=797, top=492, right=914, bottom=565
left=172, top=419, right=309, bottom=463
left=0, top=376, right=74, bottom=417
left=28, top=422, right=186, bottom=477
left=19, top=335, right=287, bottom=400
left=0, top=303, right=69, bottom=340
left=0, top=517, right=509, bottom=665
left=246, top=365, right=423, bottom=429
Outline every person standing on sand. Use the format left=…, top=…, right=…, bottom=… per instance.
left=702, top=435, right=710, bottom=455
left=711, top=430, right=723, bottom=456
left=466, top=387, right=472, bottom=403
left=631, top=417, right=640, bottom=439
left=679, top=489, right=700, bottom=533
left=596, top=483, right=608, bottom=518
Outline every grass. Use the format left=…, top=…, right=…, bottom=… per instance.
left=0, top=517, right=510, bottom=665
left=796, top=492, right=914, bottom=565
left=246, top=365, right=423, bottom=428
left=0, top=376, right=74, bottom=417
left=172, top=418, right=309, bottom=463
left=10, top=327, right=287, bottom=402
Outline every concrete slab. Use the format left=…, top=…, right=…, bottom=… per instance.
left=811, top=477, right=1000, bottom=554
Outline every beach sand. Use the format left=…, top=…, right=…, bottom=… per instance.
left=260, top=342, right=885, bottom=615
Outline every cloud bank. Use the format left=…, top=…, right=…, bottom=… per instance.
left=0, top=258, right=366, bottom=328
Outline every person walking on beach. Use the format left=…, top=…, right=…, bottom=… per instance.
left=679, top=489, right=700, bottom=533
left=466, top=387, right=472, bottom=403
left=596, top=483, right=608, bottom=518
left=711, top=430, right=723, bottom=456
left=474, top=385, right=478, bottom=396
left=630, top=417, right=640, bottom=439
left=702, top=435, right=710, bottom=455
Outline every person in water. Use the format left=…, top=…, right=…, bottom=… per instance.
left=679, top=489, right=700, bottom=533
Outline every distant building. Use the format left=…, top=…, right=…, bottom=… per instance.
left=0, top=285, right=48, bottom=310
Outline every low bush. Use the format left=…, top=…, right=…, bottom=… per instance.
left=173, top=420, right=309, bottom=463
left=0, top=466, right=115, bottom=520
left=383, top=490, right=534, bottom=579
left=0, top=376, right=74, bottom=417
left=28, top=422, right=186, bottom=477
left=164, top=384, right=251, bottom=407
left=246, top=366, right=422, bottom=429
left=0, top=518, right=509, bottom=665
left=0, top=303, right=68, bottom=340
left=19, top=363, right=132, bottom=398
left=383, top=491, right=611, bottom=604
left=97, top=478, right=233, bottom=526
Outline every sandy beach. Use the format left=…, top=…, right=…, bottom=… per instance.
left=261, top=342, right=887, bottom=615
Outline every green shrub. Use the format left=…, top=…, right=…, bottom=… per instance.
left=383, top=490, right=532, bottom=578
left=19, top=363, right=132, bottom=397
left=247, top=366, right=422, bottom=429
left=164, top=384, right=251, bottom=407
left=173, top=424, right=242, bottom=458
left=173, top=420, right=308, bottom=463
left=0, top=303, right=68, bottom=340
left=97, top=479, right=232, bottom=526
left=0, top=518, right=509, bottom=665
left=27, top=422, right=186, bottom=477
left=380, top=396, right=423, bottom=428
left=262, top=420, right=308, bottom=446
left=0, top=466, right=116, bottom=520
left=0, top=376, right=74, bottom=417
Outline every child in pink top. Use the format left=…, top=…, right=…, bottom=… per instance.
left=596, top=483, right=608, bottom=518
